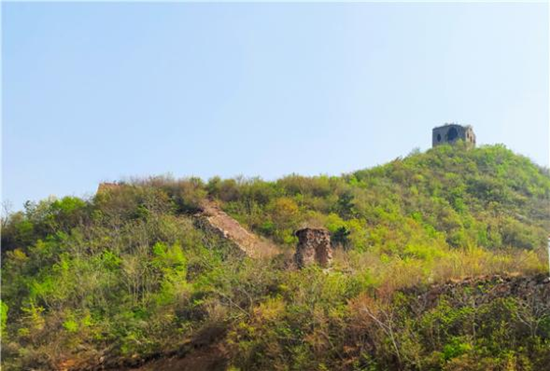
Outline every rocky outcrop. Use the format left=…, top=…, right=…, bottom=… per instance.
left=294, top=228, right=332, bottom=268
left=196, top=200, right=279, bottom=258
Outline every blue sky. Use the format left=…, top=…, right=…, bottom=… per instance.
left=2, top=2, right=548, bottom=210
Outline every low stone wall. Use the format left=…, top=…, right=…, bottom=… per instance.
left=403, top=274, right=550, bottom=310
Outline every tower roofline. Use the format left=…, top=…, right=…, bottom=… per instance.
left=433, top=122, right=471, bottom=130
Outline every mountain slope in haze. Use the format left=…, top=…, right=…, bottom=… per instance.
left=2, top=143, right=550, bottom=370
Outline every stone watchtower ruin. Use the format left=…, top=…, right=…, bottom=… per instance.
left=432, top=123, right=476, bottom=148
left=294, top=228, right=333, bottom=268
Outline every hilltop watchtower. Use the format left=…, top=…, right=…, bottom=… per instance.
left=432, top=123, right=476, bottom=148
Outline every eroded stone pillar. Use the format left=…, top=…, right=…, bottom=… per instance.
left=294, top=228, right=332, bottom=268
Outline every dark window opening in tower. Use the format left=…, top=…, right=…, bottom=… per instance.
left=447, top=127, right=458, bottom=141
left=437, top=133, right=441, bottom=142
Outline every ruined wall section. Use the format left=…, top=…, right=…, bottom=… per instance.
left=294, top=228, right=333, bottom=268
left=403, top=274, right=550, bottom=310
left=196, top=200, right=280, bottom=258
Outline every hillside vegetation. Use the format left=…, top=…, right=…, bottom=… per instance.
left=2, top=143, right=550, bottom=370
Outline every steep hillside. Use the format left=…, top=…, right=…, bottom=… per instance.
left=2, top=143, right=550, bottom=370
left=215, top=143, right=550, bottom=252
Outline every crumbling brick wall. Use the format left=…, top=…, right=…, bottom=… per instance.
left=403, top=274, right=550, bottom=310
left=294, top=228, right=333, bottom=268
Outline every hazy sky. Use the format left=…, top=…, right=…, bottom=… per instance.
left=2, top=2, right=549, bottom=209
